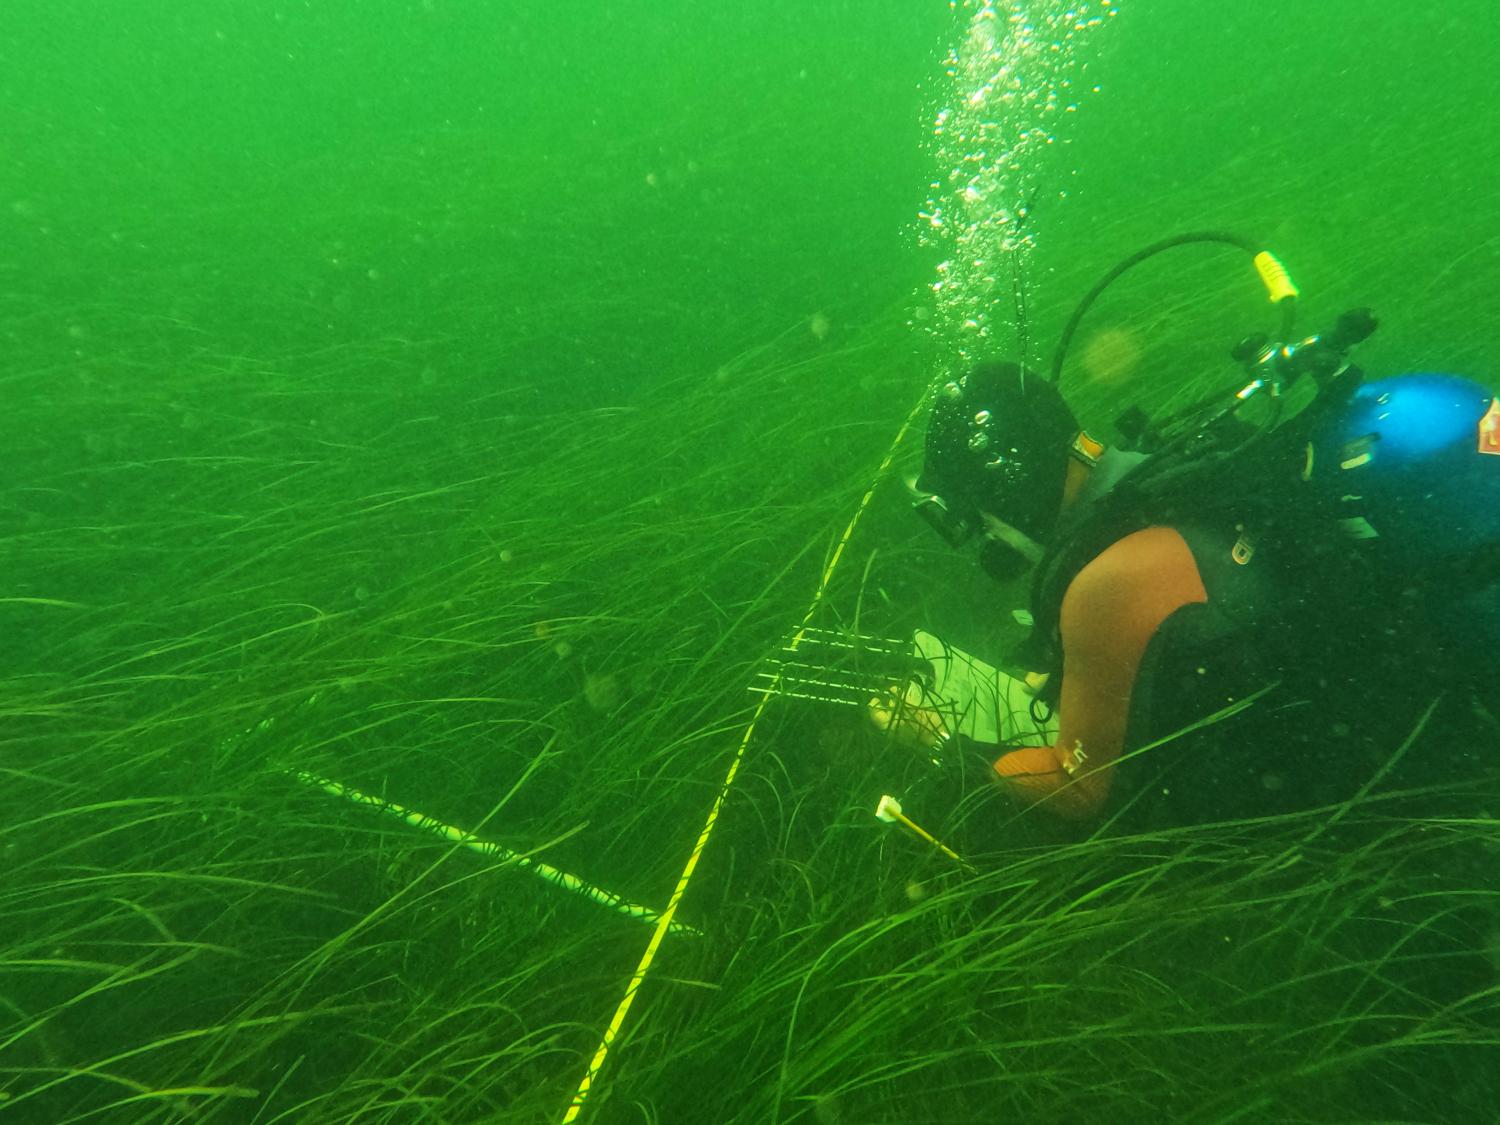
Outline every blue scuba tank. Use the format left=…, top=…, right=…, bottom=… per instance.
left=1301, top=371, right=1500, bottom=565
left=1300, top=371, right=1500, bottom=675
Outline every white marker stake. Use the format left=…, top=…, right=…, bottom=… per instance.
left=875, top=794, right=974, bottom=871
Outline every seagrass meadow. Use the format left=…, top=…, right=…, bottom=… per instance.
left=2, top=2, right=1499, bottom=1122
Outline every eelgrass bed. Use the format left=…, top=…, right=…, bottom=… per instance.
left=6, top=11, right=1500, bottom=1117
left=4, top=289, right=1498, bottom=1122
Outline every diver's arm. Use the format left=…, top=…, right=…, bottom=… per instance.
left=992, top=527, right=1208, bottom=818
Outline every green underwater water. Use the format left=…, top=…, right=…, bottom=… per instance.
left=1, top=1, right=1498, bottom=1122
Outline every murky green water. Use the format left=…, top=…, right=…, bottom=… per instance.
left=2, top=2, right=1496, bottom=1121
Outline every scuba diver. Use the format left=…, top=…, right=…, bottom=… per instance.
left=875, top=232, right=1500, bottom=826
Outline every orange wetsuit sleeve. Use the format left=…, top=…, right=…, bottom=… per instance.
left=993, top=526, right=1208, bottom=819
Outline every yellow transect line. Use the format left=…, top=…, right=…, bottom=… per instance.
left=558, top=388, right=932, bottom=1123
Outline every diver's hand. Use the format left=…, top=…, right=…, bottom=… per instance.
left=867, top=681, right=949, bottom=754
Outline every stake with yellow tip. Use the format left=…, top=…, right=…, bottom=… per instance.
left=874, top=794, right=975, bottom=872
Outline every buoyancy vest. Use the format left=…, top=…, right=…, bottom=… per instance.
left=1016, top=433, right=1336, bottom=713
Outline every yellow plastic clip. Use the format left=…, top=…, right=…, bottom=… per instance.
left=1253, top=250, right=1299, bottom=304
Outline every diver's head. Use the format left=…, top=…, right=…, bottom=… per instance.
left=914, top=361, right=1080, bottom=579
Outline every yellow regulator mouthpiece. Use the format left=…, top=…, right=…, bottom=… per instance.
left=1253, top=250, right=1299, bottom=304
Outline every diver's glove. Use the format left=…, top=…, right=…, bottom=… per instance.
left=871, top=630, right=1058, bottom=763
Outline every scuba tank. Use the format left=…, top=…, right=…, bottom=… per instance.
left=1019, top=235, right=1382, bottom=686
left=917, top=229, right=1499, bottom=704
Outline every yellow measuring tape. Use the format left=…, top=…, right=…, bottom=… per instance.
left=559, top=390, right=931, bottom=1122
